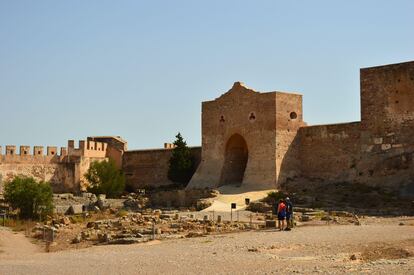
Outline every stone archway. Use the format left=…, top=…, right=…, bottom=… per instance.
left=219, top=134, right=248, bottom=186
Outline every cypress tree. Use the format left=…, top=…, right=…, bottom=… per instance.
left=168, top=133, right=194, bottom=185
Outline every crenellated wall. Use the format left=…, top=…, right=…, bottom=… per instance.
left=0, top=138, right=112, bottom=194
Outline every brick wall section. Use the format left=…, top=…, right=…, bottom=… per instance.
left=281, top=61, right=414, bottom=198
left=123, top=147, right=201, bottom=189
left=296, top=122, right=361, bottom=183
left=361, top=61, right=414, bottom=132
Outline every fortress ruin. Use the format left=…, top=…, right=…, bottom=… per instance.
left=1, top=61, right=414, bottom=198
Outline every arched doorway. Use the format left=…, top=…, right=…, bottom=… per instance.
left=220, top=134, right=248, bottom=186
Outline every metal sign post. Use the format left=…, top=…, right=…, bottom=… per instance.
left=0, top=211, right=6, bottom=227
left=152, top=222, right=155, bottom=240
left=231, top=203, right=236, bottom=223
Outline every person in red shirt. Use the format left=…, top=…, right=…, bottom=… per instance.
left=277, top=199, right=287, bottom=231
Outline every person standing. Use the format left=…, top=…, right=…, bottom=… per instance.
left=285, top=197, right=293, bottom=231
left=277, top=199, right=286, bottom=231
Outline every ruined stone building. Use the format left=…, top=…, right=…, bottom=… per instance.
left=1, top=61, right=414, bottom=197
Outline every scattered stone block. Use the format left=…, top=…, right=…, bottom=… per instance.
left=68, top=204, right=83, bottom=215
left=301, top=215, right=310, bottom=222
left=72, top=234, right=82, bottom=244
left=381, top=144, right=391, bottom=151
left=373, top=137, right=383, bottom=144
left=265, top=220, right=276, bottom=227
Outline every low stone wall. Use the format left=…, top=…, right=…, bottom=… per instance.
left=148, top=188, right=217, bottom=209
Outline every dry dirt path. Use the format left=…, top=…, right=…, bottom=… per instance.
left=0, top=227, right=40, bottom=259
left=202, top=185, right=273, bottom=212
left=1, top=223, right=414, bottom=274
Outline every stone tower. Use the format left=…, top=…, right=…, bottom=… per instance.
left=187, top=82, right=304, bottom=189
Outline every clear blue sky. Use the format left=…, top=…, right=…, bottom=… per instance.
left=0, top=1, right=413, bottom=150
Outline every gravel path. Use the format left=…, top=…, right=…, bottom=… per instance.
left=1, top=224, right=413, bottom=274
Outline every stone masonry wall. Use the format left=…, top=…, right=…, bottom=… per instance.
left=275, top=92, right=305, bottom=185
left=0, top=139, right=109, bottom=194
left=123, top=147, right=201, bottom=190
left=0, top=153, right=76, bottom=193
left=280, top=61, right=414, bottom=198
left=188, top=82, right=277, bottom=189
left=297, top=122, right=361, bottom=183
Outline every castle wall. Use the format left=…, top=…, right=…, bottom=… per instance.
left=87, top=136, right=127, bottom=168
left=0, top=139, right=109, bottom=194
left=296, top=122, right=361, bottom=183
left=280, top=61, right=414, bottom=198
left=123, top=147, right=201, bottom=189
left=0, top=149, right=77, bottom=193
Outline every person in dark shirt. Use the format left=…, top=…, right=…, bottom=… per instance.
left=285, top=197, right=293, bottom=230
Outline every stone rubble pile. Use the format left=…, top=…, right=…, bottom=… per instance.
left=53, top=193, right=127, bottom=215
left=70, top=209, right=257, bottom=245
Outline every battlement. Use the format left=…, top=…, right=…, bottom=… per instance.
left=164, top=143, right=176, bottom=149
left=67, top=139, right=107, bottom=158
left=0, top=139, right=108, bottom=159
left=0, top=145, right=66, bottom=157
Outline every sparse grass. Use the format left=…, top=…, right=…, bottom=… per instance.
left=262, top=191, right=289, bottom=204
left=201, top=239, right=213, bottom=243
left=69, top=215, right=84, bottom=224
left=3, top=218, right=37, bottom=233
left=116, top=209, right=129, bottom=217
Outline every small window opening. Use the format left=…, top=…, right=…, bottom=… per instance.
left=38, top=151, right=41, bottom=155
left=249, top=112, right=256, bottom=120
left=51, top=151, right=55, bottom=155
left=220, top=115, right=225, bottom=122
left=290, top=112, right=298, bottom=119
left=395, top=100, right=399, bottom=104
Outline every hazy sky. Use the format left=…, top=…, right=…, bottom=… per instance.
left=0, top=1, right=413, bottom=150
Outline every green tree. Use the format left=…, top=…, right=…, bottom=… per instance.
left=168, top=132, right=195, bottom=185
left=85, top=159, right=125, bottom=198
left=4, top=176, right=53, bottom=219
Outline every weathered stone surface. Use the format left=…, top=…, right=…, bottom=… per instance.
left=0, top=137, right=126, bottom=194
left=68, top=204, right=83, bottom=215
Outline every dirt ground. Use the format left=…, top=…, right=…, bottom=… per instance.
left=1, top=217, right=414, bottom=274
